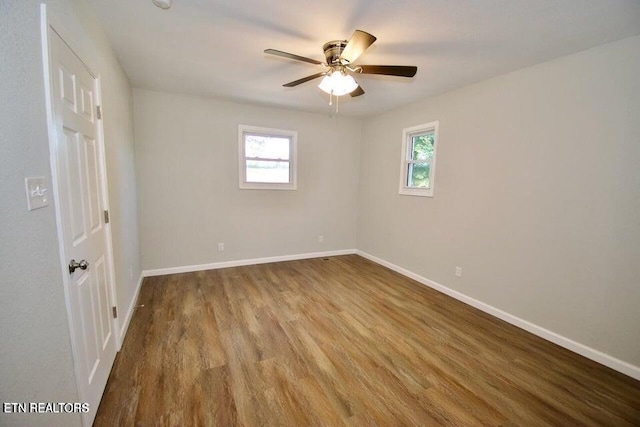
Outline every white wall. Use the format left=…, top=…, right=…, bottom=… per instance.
left=134, top=89, right=361, bottom=271
left=358, top=35, right=640, bottom=368
left=0, top=1, right=140, bottom=426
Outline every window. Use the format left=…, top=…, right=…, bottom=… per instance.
left=238, top=125, right=297, bottom=190
left=399, top=121, right=438, bottom=197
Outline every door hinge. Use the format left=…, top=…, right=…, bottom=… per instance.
left=104, top=210, right=109, bottom=224
left=97, top=105, right=102, bottom=120
left=112, top=306, right=118, bottom=318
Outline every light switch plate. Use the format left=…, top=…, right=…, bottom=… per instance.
left=25, top=176, right=49, bottom=211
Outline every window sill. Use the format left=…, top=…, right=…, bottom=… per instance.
left=239, top=182, right=297, bottom=191
left=399, top=187, right=433, bottom=197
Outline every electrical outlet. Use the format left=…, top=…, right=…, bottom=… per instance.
left=455, top=266, right=462, bottom=278
left=318, top=235, right=324, bottom=243
left=218, top=243, right=224, bottom=252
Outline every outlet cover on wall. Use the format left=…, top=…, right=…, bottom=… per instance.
left=218, top=243, right=224, bottom=252
left=455, top=266, right=463, bottom=278
left=318, top=235, right=324, bottom=243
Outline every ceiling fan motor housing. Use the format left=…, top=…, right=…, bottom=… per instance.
left=323, top=40, right=348, bottom=66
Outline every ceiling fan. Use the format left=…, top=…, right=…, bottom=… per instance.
left=264, top=30, right=417, bottom=99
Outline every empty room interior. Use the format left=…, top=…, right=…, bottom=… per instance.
left=2, top=0, right=640, bottom=425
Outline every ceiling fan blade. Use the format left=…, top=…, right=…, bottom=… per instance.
left=283, top=72, right=327, bottom=87
left=350, top=85, right=365, bottom=97
left=358, top=65, right=417, bottom=77
left=340, top=30, right=377, bottom=64
left=264, top=49, right=322, bottom=65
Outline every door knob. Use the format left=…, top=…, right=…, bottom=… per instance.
left=69, top=259, right=89, bottom=274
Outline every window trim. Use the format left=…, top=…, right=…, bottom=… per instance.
left=238, top=125, right=297, bottom=190
left=398, top=121, right=439, bottom=197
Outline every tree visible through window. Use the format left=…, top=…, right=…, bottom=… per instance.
left=407, top=133, right=435, bottom=188
left=399, top=121, right=438, bottom=197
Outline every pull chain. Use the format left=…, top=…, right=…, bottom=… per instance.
left=327, top=91, right=339, bottom=114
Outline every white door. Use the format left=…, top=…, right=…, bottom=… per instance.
left=47, top=29, right=117, bottom=424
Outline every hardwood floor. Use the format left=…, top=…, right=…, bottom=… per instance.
left=95, top=255, right=640, bottom=426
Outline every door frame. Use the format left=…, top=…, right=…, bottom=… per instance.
left=40, top=4, right=121, bottom=422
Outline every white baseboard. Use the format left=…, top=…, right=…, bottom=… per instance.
left=356, top=250, right=640, bottom=381
left=142, top=249, right=357, bottom=277
left=117, top=272, right=144, bottom=350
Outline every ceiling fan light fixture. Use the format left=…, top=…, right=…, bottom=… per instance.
left=152, top=0, right=172, bottom=10
left=318, top=71, right=358, bottom=96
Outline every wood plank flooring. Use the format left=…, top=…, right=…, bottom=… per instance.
left=94, top=255, right=640, bottom=426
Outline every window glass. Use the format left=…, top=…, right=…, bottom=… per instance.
left=246, top=160, right=290, bottom=183
left=407, top=163, right=430, bottom=188
left=411, top=133, right=434, bottom=161
left=245, top=135, right=290, bottom=160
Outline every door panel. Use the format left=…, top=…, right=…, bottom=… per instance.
left=59, top=65, right=76, bottom=111
left=74, top=270, right=99, bottom=382
left=84, top=136, right=102, bottom=233
left=79, top=84, right=94, bottom=122
left=94, top=256, right=112, bottom=349
left=63, top=128, right=87, bottom=244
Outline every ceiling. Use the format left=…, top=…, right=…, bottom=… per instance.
left=87, top=0, right=640, bottom=117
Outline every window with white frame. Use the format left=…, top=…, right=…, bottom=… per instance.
left=399, top=121, right=438, bottom=197
left=238, top=125, right=297, bottom=190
